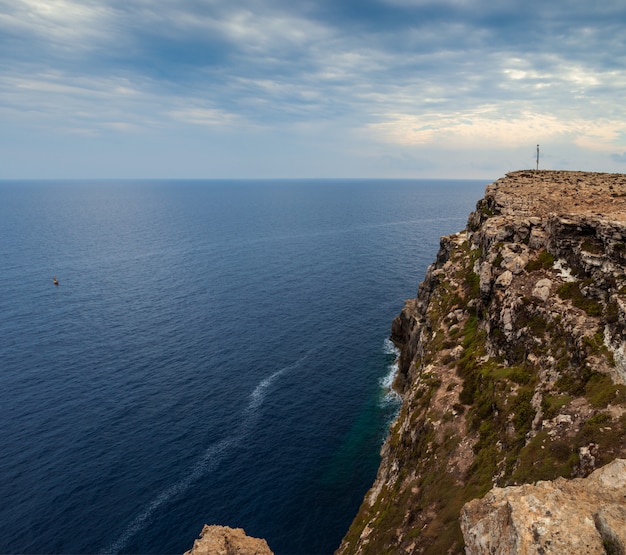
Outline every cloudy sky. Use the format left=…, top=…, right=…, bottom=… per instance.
left=1, top=0, right=626, bottom=178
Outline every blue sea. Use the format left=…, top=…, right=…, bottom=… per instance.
left=0, top=178, right=487, bottom=555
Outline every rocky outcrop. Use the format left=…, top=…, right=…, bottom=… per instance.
left=461, top=458, right=626, bottom=555
left=184, top=525, right=273, bottom=555
left=337, top=171, right=626, bottom=555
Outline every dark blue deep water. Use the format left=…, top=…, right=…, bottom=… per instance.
left=0, top=179, right=488, bottom=555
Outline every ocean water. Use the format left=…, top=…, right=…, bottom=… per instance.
left=0, top=178, right=488, bottom=555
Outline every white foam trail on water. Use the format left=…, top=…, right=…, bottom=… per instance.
left=102, top=437, right=237, bottom=555
left=248, top=361, right=295, bottom=412
left=102, top=355, right=307, bottom=555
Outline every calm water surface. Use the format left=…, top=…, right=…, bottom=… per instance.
left=0, top=179, right=488, bottom=554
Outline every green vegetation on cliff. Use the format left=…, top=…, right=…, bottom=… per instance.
left=337, top=171, right=626, bottom=555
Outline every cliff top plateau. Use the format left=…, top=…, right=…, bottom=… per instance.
left=337, top=170, right=626, bottom=555
left=483, top=170, right=626, bottom=219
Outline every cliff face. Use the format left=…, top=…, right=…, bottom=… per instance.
left=337, top=170, right=626, bottom=555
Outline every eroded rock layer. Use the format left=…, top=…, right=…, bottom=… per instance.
left=184, top=525, right=273, bottom=555
left=337, top=170, right=626, bottom=555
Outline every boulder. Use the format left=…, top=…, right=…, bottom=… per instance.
left=501, top=245, right=529, bottom=275
left=184, top=525, right=273, bottom=555
left=532, top=278, right=552, bottom=302
left=495, top=270, right=513, bottom=289
left=460, top=459, right=626, bottom=555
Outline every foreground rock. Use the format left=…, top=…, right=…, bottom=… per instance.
left=461, top=458, right=626, bottom=554
left=184, top=525, right=273, bottom=555
left=337, top=171, right=626, bottom=555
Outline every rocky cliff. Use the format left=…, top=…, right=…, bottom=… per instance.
left=336, top=170, right=626, bottom=555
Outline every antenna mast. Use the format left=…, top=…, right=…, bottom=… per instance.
left=536, top=144, right=540, bottom=170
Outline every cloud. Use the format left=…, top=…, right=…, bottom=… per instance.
left=0, top=69, right=161, bottom=136
left=0, top=0, right=109, bottom=33
left=1, top=0, right=626, bottom=177
left=366, top=109, right=626, bottom=152
left=0, top=0, right=120, bottom=53
left=168, top=106, right=245, bottom=128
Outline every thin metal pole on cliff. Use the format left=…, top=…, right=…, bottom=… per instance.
left=536, top=144, right=539, bottom=170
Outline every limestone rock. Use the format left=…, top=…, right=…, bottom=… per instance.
left=495, top=270, right=513, bottom=288
left=501, top=306, right=514, bottom=333
left=184, top=525, right=273, bottom=555
left=532, top=278, right=552, bottom=302
left=529, top=227, right=548, bottom=249
left=479, top=262, right=493, bottom=299
left=460, top=459, right=626, bottom=555
left=500, top=244, right=529, bottom=275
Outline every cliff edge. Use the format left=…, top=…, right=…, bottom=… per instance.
left=337, top=170, right=626, bottom=555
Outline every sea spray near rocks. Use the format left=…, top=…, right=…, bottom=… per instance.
left=379, top=339, right=402, bottom=414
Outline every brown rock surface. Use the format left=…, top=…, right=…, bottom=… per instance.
left=184, top=525, right=273, bottom=555
left=337, top=170, right=626, bottom=555
left=461, top=458, right=626, bottom=555
left=481, top=170, right=626, bottom=220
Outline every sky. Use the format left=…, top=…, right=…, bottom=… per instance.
left=1, top=0, right=626, bottom=179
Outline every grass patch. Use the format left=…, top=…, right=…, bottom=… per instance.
left=510, top=367, right=536, bottom=385
left=555, top=363, right=593, bottom=396
left=465, top=270, right=480, bottom=299
left=516, top=307, right=548, bottom=337
left=585, top=372, right=626, bottom=408
left=511, top=412, right=626, bottom=484
left=479, top=201, right=495, bottom=218
left=557, top=282, right=603, bottom=317
left=422, top=371, right=443, bottom=390
left=457, top=315, right=487, bottom=405
left=580, top=413, right=626, bottom=467
left=415, top=471, right=466, bottom=555
left=465, top=441, right=499, bottom=497
left=581, top=239, right=604, bottom=254
left=614, top=242, right=626, bottom=253
left=510, top=431, right=578, bottom=484
left=541, top=394, right=572, bottom=419
left=484, top=364, right=535, bottom=386
left=582, top=330, right=615, bottom=366
left=510, top=389, right=535, bottom=439
left=525, top=250, right=555, bottom=272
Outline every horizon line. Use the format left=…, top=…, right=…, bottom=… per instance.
left=0, top=176, right=496, bottom=182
